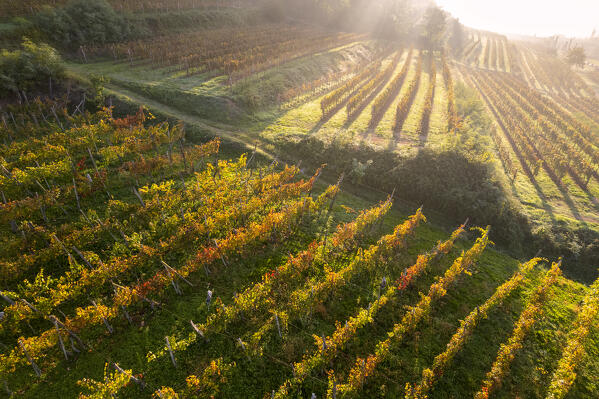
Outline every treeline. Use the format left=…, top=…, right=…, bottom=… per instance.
left=4, top=0, right=459, bottom=54
left=33, top=0, right=139, bottom=50
left=1, top=1, right=139, bottom=53
left=4, top=0, right=264, bottom=52
left=0, top=0, right=264, bottom=101
left=269, top=0, right=443, bottom=44
left=0, top=0, right=257, bottom=18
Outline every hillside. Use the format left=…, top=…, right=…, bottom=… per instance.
left=0, top=102, right=597, bottom=399
left=0, top=1, right=598, bottom=398
left=40, top=3, right=598, bottom=283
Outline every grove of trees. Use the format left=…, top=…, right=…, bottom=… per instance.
left=0, top=38, right=64, bottom=98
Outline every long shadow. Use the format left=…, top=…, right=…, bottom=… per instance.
left=497, top=103, right=587, bottom=222
left=418, top=57, right=438, bottom=149
left=507, top=151, right=563, bottom=223
left=481, top=70, right=590, bottom=223
left=491, top=71, right=599, bottom=213
left=386, top=111, right=410, bottom=154
left=418, top=102, right=433, bottom=149
left=305, top=53, right=403, bottom=137
left=307, top=116, right=332, bottom=136
left=546, top=169, right=588, bottom=226
left=344, top=80, right=394, bottom=133
left=566, top=168, right=599, bottom=214
left=367, top=55, right=414, bottom=133
left=525, top=176, right=558, bottom=223
left=389, top=112, right=416, bottom=153
left=522, top=139, right=586, bottom=224
left=307, top=74, right=382, bottom=136
left=387, top=129, right=401, bottom=153
left=390, top=60, right=428, bottom=152
left=586, top=176, right=599, bottom=210
left=418, top=104, right=430, bottom=148
left=486, top=121, right=559, bottom=222
left=566, top=97, right=599, bottom=126
left=465, top=68, right=559, bottom=222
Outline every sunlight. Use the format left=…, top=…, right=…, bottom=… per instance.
left=436, top=0, right=599, bottom=37
left=2, top=1, right=599, bottom=397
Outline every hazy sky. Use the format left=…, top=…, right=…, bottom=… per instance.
left=435, top=0, right=598, bottom=38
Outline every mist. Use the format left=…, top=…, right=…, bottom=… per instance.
left=436, top=0, right=598, bottom=38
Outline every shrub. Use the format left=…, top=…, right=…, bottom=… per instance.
left=0, top=38, right=64, bottom=97
left=34, top=0, right=133, bottom=49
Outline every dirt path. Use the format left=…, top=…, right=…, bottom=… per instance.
left=103, top=82, right=277, bottom=161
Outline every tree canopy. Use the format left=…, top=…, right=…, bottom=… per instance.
left=34, top=0, right=134, bottom=50
left=566, top=46, right=586, bottom=68
left=419, top=6, right=448, bottom=50
left=0, top=38, right=64, bottom=97
left=449, top=18, right=464, bottom=55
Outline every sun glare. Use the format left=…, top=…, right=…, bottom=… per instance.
left=436, top=0, right=598, bottom=37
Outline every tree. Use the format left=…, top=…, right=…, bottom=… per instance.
left=449, top=18, right=464, bottom=55
left=376, top=0, right=416, bottom=42
left=566, top=46, right=586, bottom=68
left=90, top=74, right=109, bottom=108
left=0, top=38, right=64, bottom=98
left=277, top=0, right=415, bottom=41
left=35, top=0, right=134, bottom=50
left=419, top=6, right=447, bottom=51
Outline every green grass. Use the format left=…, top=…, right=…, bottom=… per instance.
left=71, top=45, right=454, bottom=161
left=67, top=44, right=599, bottom=286
left=126, top=7, right=265, bottom=35
left=4, top=5, right=599, bottom=399
left=256, top=49, right=455, bottom=159
left=6, top=39, right=599, bottom=399
left=372, top=51, right=413, bottom=140
left=67, top=40, right=379, bottom=126
left=427, top=65, right=449, bottom=145
left=71, top=39, right=599, bottom=240
left=400, top=57, right=429, bottom=141
left=10, top=182, right=598, bottom=398
left=456, top=74, right=599, bottom=233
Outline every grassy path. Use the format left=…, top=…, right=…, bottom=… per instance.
left=68, top=66, right=277, bottom=161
